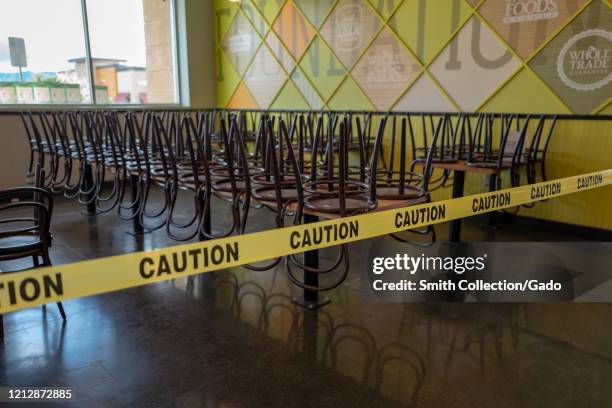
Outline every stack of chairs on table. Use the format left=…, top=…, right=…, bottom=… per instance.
left=20, top=110, right=557, bottom=291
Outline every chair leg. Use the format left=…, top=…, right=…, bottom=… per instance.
left=56, top=302, right=67, bottom=321
left=34, top=256, right=48, bottom=314
left=40, top=252, right=67, bottom=321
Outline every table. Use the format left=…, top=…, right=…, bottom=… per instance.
left=429, top=161, right=497, bottom=242
left=296, top=197, right=428, bottom=309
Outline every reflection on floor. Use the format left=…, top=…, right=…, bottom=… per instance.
left=1, top=195, right=611, bottom=407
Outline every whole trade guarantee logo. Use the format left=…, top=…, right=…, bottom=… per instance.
left=556, top=29, right=612, bottom=92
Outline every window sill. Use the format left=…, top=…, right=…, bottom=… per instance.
left=0, top=103, right=187, bottom=114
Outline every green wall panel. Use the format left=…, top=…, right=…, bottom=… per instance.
left=213, top=0, right=239, bottom=45
left=328, top=77, right=375, bottom=110
left=299, top=36, right=346, bottom=101
left=253, top=0, right=285, bottom=24
left=481, top=68, right=572, bottom=114
left=271, top=79, right=310, bottom=109
left=216, top=49, right=241, bottom=107
left=294, top=0, right=335, bottom=28
left=389, top=0, right=472, bottom=64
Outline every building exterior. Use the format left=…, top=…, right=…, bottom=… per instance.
left=58, top=57, right=147, bottom=103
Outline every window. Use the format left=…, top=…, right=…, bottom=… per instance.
left=0, top=0, right=177, bottom=105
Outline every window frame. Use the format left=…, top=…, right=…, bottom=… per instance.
left=0, top=0, right=183, bottom=109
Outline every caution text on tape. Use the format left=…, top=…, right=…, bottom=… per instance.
left=0, top=169, right=610, bottom=314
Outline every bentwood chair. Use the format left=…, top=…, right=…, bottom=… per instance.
left=466, top=114, right=522, bottom=191
left=21, top=111, right=61, bottom=188
left=409, top=114, right=456, bottom=191
left=369, top=114, right=442, bottom=244
left=524, top=115, right=557, bottom=184
left=412, top=113, right=459, bottom=164
left=244, top=117, right=306, bottom=271
left=0, top=186, right=67, bottom=341
left=303, top=115, right=377, bottom=216
left=286, top=116, right=376, bottom=291
left=158, top=113, right=205, bottom=240
left=181, top=114, right=253, bottom=242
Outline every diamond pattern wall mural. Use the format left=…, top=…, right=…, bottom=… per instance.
left=389, top=0, right=472, bottom=64
left=214, top=0, right=239, bottom=45
left=265, top=31, right=295, bottom=74
left=244, top=45, right=286, bottom=108
left=478, top=0, right=589, bottom=59
left=393, top=74, right=458, bottom=112
left=294, top=0, right=335, bottom=29
left=254, top=0, right=285, bottom=24
left=367, top=0, right=403, bottom=20
left=429, top=16, right=521, bottom=111
left=319, top=0, right=383, bottom=68
left=299, top=36, right=346, bottom=101
left=529, top=0, right=612, bottom=113
left=351, top=27, right=422, bottom=109
left=239, top=0, right=269, bottom=37
left=271, top=79, right=310, bottom=109
left=216, top=0, right=612, bottom=115
left=221, top=12, right=260, bottom=75
left=291, top=68, right=325, bottom=109
left=272, top=1, right=316, bottom=60
left=216, top=49, right=241, bottom=107
left=328, top=76, right=375, bottom=110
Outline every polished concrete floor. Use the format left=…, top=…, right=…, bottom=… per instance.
left=1, top=193, right=611, bottom=407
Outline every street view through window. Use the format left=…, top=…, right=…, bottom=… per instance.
left=0, top=0, right=176, bottom=105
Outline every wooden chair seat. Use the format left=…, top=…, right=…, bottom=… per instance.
left=465, top=160, right=511, bottom=169
left=304, top=195, right=376, bottom=214
left=375, top=185, right=425, bottom=200
left=0, top=235, right=43, bottom=258
left=304, top=179, right=369, bottom=195
left=211, top=178, right=248, bottom=193
left=252, top=186, right=300, bottom=202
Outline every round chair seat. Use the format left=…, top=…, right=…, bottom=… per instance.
left=0, top=235, right=42, bottom=256
left=252, top=186, right=299, bottom=202
left=304, top=179, right=369, bottom=195
left=212, top=178, right=248, bottom=193
left=251, top=172, right=306, bottom=187
left=178, top=172, right=207, bottom=186
left=125, top=161, right=143, bottom=171
left=375, top=185, right=424, bottom=200
left=465, top=160, right=510, bottom=169
left=431, top=157, right=458, bottom=163
left=211, top=164, right=263, bottom=178
left=304, top=195, right=376, bottom=214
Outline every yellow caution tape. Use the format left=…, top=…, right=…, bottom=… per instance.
left=0, top=169, right=611, bottom=314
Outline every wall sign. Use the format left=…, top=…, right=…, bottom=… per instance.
left=556, top=29, right=612, bottom=91
left=530, top=0, right=612, bottom=113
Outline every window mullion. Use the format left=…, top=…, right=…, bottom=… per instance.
left=80, top=0, right=96, bottom=104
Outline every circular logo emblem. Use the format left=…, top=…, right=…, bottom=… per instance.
left=556, top=29, right=612, bottom=92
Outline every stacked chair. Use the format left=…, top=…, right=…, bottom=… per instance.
left=19, top=109, right=557, bottom=294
